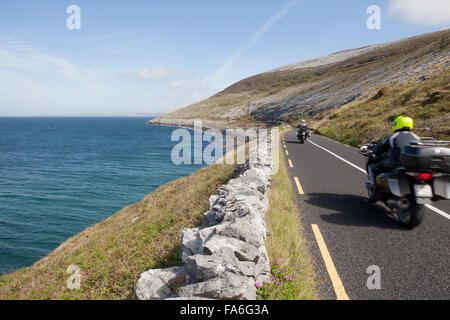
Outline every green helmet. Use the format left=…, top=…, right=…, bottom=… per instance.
left=392, top=116, right=413, bottom=132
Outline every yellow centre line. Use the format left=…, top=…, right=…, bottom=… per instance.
left=311, top=224, right=350, bottom=300
left=293, top=177, right=305, bottom=195
left=285, top=150, right=289, bottom=155
left=288, top=159, right=293, bottom=168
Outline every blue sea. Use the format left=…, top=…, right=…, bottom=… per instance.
left=0, top=117, right=208, bottom=274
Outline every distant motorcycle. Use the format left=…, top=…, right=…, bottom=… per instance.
left=297, top=129, right=310, bottom=144
left=360, top=138, right=449, bottom=228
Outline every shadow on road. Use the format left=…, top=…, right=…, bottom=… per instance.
left=285, top=139, right=302, bottom=144
left=304, top=193, right=406, bottom=230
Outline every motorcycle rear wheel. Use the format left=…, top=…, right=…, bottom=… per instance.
left=396, top=199, right=424, bottom=229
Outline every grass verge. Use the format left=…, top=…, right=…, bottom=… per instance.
left=258, top=129, right=318, bottom=300
left=0, top=163, right=235, bottom=299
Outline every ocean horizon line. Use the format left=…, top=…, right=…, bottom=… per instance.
left=0, top=114, right=166, bottom=118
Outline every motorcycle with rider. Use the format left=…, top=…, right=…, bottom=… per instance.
left=360, top=116, right=449, bottom=228
left=297, top=120, right=310, bottom=144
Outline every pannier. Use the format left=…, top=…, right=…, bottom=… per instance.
left=400, top=141, right=450, bottom=173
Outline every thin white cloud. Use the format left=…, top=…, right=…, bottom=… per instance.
left=168, top=72, right=217, bottom=102
left=154, top=0, right=302, bottom=108
left=211, top=0, right=300, bottom=83
left=74, top=28, right=159, bottom=42
left=0, top=36, right=101, bottom=83
left=170, top=78, right=209, bottom=89
left=0, top=36, right=214, bottom=115
left=121, top=66, right=189, bottom=80
left=0, top=50, right=101, bottom=88
left=0, top=36, right=39, bottom=53
left=0, top=37, right=134, bottom=115
left=73, top=29, right=168, bottom=55
left=389, top=0, right=450, bottom=26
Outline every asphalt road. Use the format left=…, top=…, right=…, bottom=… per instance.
left=282, top=130, right=450, bottom=300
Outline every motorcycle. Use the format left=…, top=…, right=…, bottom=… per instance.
left=360, top=138, right=449, bottom=228
left=297, top=129, right=310, bottom=144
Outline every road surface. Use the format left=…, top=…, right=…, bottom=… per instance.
left=282, top=130, right=449, bottom=300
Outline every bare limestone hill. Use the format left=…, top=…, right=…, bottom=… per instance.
left=150, top=29, right=449, bottom=127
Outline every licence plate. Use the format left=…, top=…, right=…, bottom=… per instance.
left=414, top=184, right=433, bottom=198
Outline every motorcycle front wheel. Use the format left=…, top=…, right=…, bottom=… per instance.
left=396, top=198, right=424, bottom=229
left=367, top=186, right=377, bottom=203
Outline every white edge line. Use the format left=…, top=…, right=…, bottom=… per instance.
left=308, top=138, right=450, bottom=220
left=308, top=139, right=366, bottom=174
left=425, top=204, right=450, bottom=220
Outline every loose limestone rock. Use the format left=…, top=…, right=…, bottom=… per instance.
left=215, top=215, right=266, bottom=248
left=177, top=272, right=256, bottom=300
left=135, top=266, right=186, bottom=300
left=184, top=247, right=260, bottom=282
left=203, top=234, right=259, bottom=262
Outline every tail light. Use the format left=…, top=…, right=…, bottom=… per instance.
left=414, top=173, right=433, bottom=181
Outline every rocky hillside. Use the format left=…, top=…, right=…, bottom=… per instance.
left=312, top=67, right=450, bottom=146
left=150, top=29, right=449, bottom=127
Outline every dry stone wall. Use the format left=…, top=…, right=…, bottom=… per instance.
left=135, top=135, right=273, bottom=300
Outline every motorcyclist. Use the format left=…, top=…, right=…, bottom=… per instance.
left=297, top=120, right=308, bottom=135
left=371, top=116, right=419, bottom=177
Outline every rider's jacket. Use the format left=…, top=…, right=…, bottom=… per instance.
left=375, top=130, right=419, bottom=167
left=298, top=124, right=308, bottom=133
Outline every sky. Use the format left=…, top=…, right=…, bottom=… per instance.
left=0, top=0, right=449, bottom=116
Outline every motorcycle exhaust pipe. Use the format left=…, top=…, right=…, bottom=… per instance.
left=387, top=198, right=410, bottom=210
